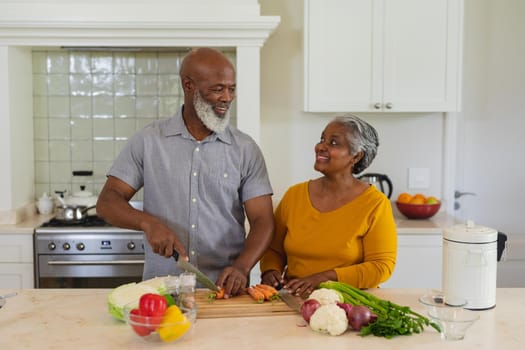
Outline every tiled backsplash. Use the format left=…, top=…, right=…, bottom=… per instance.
left=32, top=49, right=236, bottom=200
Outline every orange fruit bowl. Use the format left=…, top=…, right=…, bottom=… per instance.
left=396, top=201, right=441, bottom=219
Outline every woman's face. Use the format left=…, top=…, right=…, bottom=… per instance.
left=314, top=121, right=356, bottom=174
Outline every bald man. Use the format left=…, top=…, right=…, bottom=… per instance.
left=97, top=48, right=274, bottom=297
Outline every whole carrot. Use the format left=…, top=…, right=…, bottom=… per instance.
left=246, top=287, right=265, bottom=303
left=254, top=284, right=279, bottom=301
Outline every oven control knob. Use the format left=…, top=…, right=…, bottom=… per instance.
left=127, top=242, right=136, bottom=250
left=76, top=243, right=85, bottom=251
left=48, top=242, right=56, bottom=251
left=62, top=242, right=71, bottom=250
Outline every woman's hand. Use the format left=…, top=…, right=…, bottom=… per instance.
left=285, top=271, right=335, bottom=299
left=261, top=270, right=286, bottom=289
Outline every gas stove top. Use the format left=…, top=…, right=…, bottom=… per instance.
left=35, top=216, right=142, bottom=234
left=40, top=215, right=110, bottom=228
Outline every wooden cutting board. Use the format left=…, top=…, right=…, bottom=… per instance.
left=195, top=290, right=299, bottom=319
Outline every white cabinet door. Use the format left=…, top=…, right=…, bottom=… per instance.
left=0, top=263, right=34, bottom=288
left=304, top=0, right=462, bottom=112
left=382, top=0, right=462, bottom=111
left=381, top=234, right=442, bottom=289
left=304, top=0, right=380, bottom=112
left=0, top=234, right=33, bottom=263
left=0, top=234, right=34, bottom=288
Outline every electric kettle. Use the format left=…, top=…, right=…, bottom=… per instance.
left=358, top=173, right=393, bottom=199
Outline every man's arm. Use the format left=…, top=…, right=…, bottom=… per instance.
left=96, top=176, right=188, bottom=258
left=216, top=194, right=274, bottom=296
left=233, top=194, right=275, bottom=276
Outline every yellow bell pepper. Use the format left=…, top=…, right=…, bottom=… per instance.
left=157, top=305, right=191, bottom=342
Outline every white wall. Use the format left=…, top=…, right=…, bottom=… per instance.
left=0, top=47, right=34, bottom=212
left=457, top=0, right=525, bottom=236
left=259, top=0, right=445, bottom=204
left=0, top=47, right=11, bottom=210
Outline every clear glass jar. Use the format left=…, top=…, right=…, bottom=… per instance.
left=178, top=272, right=197, bottom=312
left=165, top=275, right=180, bottom=301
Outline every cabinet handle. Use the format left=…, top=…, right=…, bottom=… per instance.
left=373, top=102, right=382, bottom=109
left=385, top=102, right=393, bottom=109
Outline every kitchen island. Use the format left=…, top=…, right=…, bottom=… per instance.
left=0, top=288, right=523, bottom=349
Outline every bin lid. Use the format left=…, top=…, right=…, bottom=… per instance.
left=443, top=220, right=498, bottom=243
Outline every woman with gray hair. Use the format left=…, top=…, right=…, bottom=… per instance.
left=260, top=114, right=397, bottom=298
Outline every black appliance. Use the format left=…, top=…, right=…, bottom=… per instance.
left=358, top=173, right=393, bottom=199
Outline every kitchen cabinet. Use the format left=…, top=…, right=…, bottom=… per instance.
left=303, top=0, right=463, bottom=112
left=0, top=234, right=34, bottom=288
left=381, top=233, right=442, bottom=289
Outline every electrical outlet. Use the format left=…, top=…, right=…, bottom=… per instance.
left=408, top=168, right=430, bottom=189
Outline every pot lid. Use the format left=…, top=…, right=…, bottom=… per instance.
left=443, top=220, right=498, bottom=243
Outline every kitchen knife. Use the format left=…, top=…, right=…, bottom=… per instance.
left=278, top=288, right=302, bottom=313
left=172, top=252, right=219, bottom=292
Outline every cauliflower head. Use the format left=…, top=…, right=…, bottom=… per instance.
left=309, top=304, right=348, bottom=336
left=308, top=288, right=343, bottom=305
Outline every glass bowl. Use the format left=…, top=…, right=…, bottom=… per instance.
left=429, top=309, right=480, bottom=340
left=419, top=294, right=467, bottom=318
left=123, top=302, right=196, bottom=343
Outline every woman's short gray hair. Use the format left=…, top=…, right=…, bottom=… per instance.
left=333, top=114, right=379, bottom=174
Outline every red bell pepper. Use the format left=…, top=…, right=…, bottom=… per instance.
left=139, top=293, right=168, bottom=317
left=129, top=308, right=153, bottom=336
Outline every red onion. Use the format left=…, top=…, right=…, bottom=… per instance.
left=347, top=305, right=378, bottom=331
left=336, top=302, right=353, bottom=319
left=300, top=299, right=321, bottom=323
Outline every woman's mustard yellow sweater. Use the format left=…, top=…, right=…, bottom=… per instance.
left=260, top=181, right=397, bottom=288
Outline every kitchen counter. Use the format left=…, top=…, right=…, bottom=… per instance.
left=1, top=210, right=459, bottom=235
left=0, top=213, right=54, bottom=234
left=0, top=288, right=523, bottom=349
left=395, top=211, right=460, bottom=234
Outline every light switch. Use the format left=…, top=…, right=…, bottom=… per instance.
left=408, top=168, right=430, bottom=189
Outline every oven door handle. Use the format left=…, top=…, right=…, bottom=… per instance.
left=47, top=260, right=145, bottom=266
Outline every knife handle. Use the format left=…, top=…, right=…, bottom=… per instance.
left=172, top=251, right=179, bottom=261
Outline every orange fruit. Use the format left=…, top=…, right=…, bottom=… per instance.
left=412, top=193, right=426, bottom=201
left=409, top=195, right=425, bottom=205
left=397, top=193, right=413, bottom=203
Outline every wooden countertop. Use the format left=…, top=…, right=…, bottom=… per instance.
left=0, top=288, right=523, bottom=349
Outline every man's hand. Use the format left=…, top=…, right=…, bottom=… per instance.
left=216, top=266, right=248, bottom=298
left=142, top=220, right=187, bottom=259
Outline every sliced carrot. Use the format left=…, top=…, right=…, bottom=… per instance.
left=208, top=288, right=225, bottom=301
left=246, top=287, right=265, bottom=303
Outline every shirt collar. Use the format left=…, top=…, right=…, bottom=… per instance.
left=164, top=106, right=232, bottom=144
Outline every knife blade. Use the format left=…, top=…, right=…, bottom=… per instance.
left=278, top=288, right=303, bottom=313
left=172, top=252, right=219, bottom=292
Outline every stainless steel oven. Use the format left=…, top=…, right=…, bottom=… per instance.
left=34, top=216, right=145, bottom=288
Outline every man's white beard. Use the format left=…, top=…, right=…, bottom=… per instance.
left=193, top=90, right=230, bottom=133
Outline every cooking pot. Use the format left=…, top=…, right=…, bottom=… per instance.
left=54, top=186, right=98, bottom=222
left=66, top=185, right=98, bottom=207
left=55, top=187, right=97, bottom=206
left=55, top=204, right=97, bottom=222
